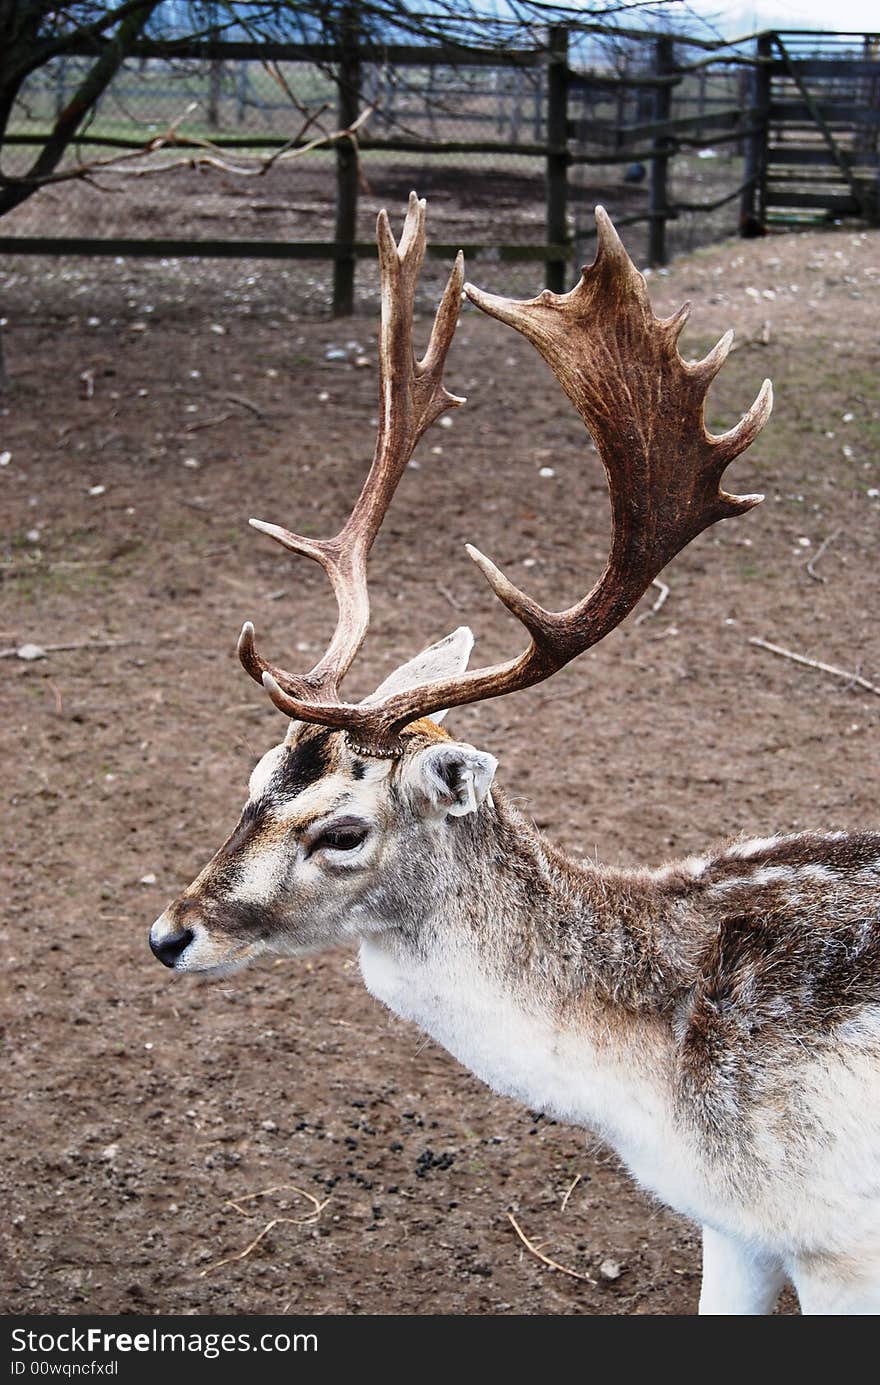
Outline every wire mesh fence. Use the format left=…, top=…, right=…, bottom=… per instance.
left=1, top=23, right=877, bottom=314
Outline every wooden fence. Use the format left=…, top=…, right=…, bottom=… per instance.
left=1, top=24, right=877, bottom=313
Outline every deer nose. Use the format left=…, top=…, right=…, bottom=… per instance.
left=149, top=922, right=195, bottom=968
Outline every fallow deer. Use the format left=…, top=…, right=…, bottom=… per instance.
left=150, top=194, right=880, bottom=1315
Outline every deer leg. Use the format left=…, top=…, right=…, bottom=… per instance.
left=791, top=1257, right=880, bottom=1315
left=698, top=1226, right=786, bottom=1315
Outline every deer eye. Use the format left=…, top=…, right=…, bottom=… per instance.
left=309, top=822, right=369, bottom=855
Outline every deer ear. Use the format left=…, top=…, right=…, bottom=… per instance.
left=407, top=742, right=498, bottom=819
left=362, top=627, right=473, bottom=724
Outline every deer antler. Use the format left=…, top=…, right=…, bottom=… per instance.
left=238, top=191, right=464, bottom=722
left=240, top=200, right=772, bottom=755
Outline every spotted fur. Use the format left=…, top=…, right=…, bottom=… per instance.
left=151, top=717, right=880, bottom=1314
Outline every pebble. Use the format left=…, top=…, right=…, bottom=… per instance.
left=599, top=1258, right=623, bottom=1281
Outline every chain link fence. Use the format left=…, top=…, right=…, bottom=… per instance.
left=2, top=24, right=876, bottom=314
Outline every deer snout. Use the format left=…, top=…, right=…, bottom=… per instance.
left=149, top=913, right=195, bottom=968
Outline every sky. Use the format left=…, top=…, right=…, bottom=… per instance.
left=649, top=0, right=878, bottom=37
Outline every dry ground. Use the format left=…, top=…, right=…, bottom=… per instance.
left=1, top=214, right=879, bottom=1316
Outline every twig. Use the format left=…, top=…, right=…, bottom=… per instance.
left=634, top=577, right=670, bottom=625
left=199, top=1217, right=283, bottom=1276
left=184, top=411, right=235, bottom=433
left=179, top=498, right=214, bottom=518
left=6, top=104, right=374, bottom=192
left=805, top=529, right=840, bottom=584
left=437, top=583, right=463, bottom=612
left=200, top=1184, right=330, bottom=1278
left=225, top=1183, right=329, bottom=1221
left=750, top=637, right=880, bottom=698
left=560, top=1174, right=581, bottom=1213
left=506, top=1211, right=596, bottom=1284
left=45, top=678, right=64, bottom=716
left=0, top=637, right=139, bottom=660
left=226, top=393, right=265, bottom=420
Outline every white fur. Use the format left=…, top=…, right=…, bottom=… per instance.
left=360, top=934, right=880, bottom=1314
left=360, top=937, right=709, bottom=1223
left=699, top=1228, right=786, bottom=1315
left=405, top=742, right=498, bottom=818
left=248, top=743, right=286, bottom=798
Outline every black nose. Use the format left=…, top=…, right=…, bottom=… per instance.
left=150, top=926, right=194, bottom=968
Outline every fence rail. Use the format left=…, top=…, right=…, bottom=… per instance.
left=1, top=24, right=878, bottom=311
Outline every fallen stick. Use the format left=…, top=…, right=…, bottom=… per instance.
left=226, top=393, right=265, bottom=419
left=184, top=411, right=235, bottom=433
left=506, top=1211, right=596, bottom=1284
left=634, top=577, right=670, bottom=625
left=749, top=637, right=880, bottom=697
left=560, top=1173, right=581, bottom=1213
left=805, top=528, right=840, bottom=583
left=200, top=1184, right=330, bottom=1277
left=0, top=637, right=140, bottom=661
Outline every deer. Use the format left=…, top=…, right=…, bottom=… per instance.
left=149, top=194, right=880, bottom=1315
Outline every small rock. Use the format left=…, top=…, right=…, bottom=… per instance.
left=261, top=1119, right=278, bottom=1132
left=209, top=323, right=226, bottom=335
left=0, top=451, right=11, bottom=466
left=539, top=466, right=556, bottom=478
left=17, top=643, right=46, bottom=661
left=599, top=1258, right=623, bottom=1281
left=325, top=348, right=347, bottom=361
left=101, top=1144, right=119, bottom=1162
left=139, top=872, right=157, bottom=886
left=88, top=484, right=106, bottom=496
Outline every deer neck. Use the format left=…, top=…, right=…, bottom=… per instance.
left=359, top=791, right=701, bottom=1156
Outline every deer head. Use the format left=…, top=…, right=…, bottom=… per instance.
left=149, top=192, right=771, bottom=974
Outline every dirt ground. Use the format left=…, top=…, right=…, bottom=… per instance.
left=1, top=210, right=879, bottom=1317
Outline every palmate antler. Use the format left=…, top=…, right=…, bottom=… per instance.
left=240, top=196, right=772, bottom=755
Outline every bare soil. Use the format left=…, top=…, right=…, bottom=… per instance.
left=1, top=215, right=879, bottom=1317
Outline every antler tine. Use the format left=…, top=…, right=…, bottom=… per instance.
left=237, top=202, right=771, bottom=755
left=331, top=204, right=772, bottom=746
left=458, top=204, right=771, bottom=622
left=239, top=193, right=465, bottom=714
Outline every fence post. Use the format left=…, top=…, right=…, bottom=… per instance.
left=333, top=7, right=360, bottom=318
left=741, top=32, right=772, bottom=233
left=545, top=25, right=569, bottom=293
left=648, top=35, right=674, bottom=267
